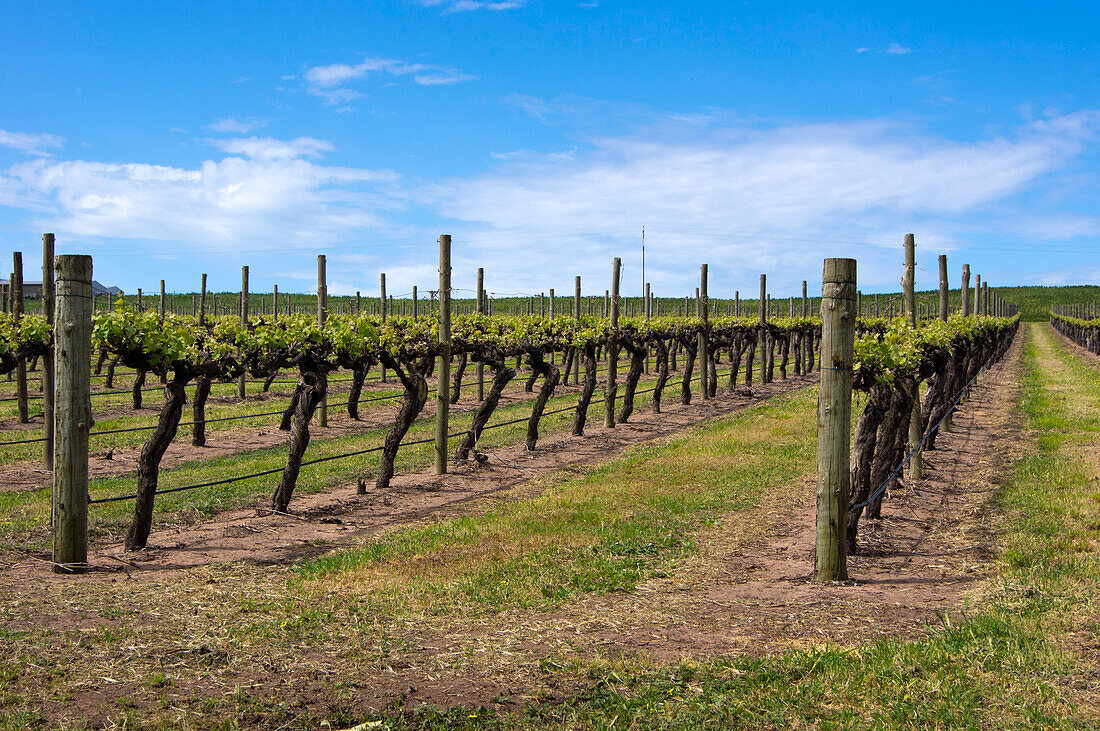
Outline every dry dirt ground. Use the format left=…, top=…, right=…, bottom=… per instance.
left=0, top=331, right=1030, bottom=726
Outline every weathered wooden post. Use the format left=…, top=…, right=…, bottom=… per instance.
left=317, top=255, right=328, bottom=427
left=974, top=275, right=981, bottom=317
left=476, top=267, right=485, bottom=400
left=412, top=285, right=418, bottom=318
left=605, top=258, right=620, bottom=428
left=814, top=257, right=856, bottom=582
left=273, top=284, right=279, bottom=319
left=939, top=255, right=952, bottom=431
left=904, top=234, right=923, bottom=479
left=42, top=235, right=55, bottom=470
left=53, top=254, right=92, bottom=573
left=938, top=255, right=949, bottom=321
left=574, top=275, right=582, bottom=385
left=239, top=266, right=249, bottom=399
left=961, top=265, right=971, bottom=316
left=699, top=264, right=709, bottom=398
left=435, top=235, right=452, bottom=474
left=758, top=274, right=767, bottom=383
left=380, top=273, right=388, bottom=383
left=12, top=253, right=28, bottom=423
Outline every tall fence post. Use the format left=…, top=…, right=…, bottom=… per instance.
left=12, top=252, right=28, bottom=423
left=317, top=255, right=327, bottom=428
left=974, top=274, right=981, bottom=318
left=239, top=266, right=249, bottom=399
left=574, top=276, right=582, bottom=385
left=42, top=234, right=55, bottom=470
left=199, top=274, right=207, bottom=325
left=53, top=254, right=92, bottom=573
left=758, top=273, right=767, bottom=383
left=605, top=258, right=620, bottom=428
left=939, top=254, right=952, bottom=431
left=435, top=235, right=452, bottom=474
left=699, top=264, right=709, bottom=398
left=476, top=267, right=485, bottom=401
left=961, top=265, right=970, bottom=317
left=380, top=272, right=388, bottom=383
left=903, top=234, right=923, bottom=480
left=815, top=257, right=856, bottom=582
left=159, top=280, right=166, bottom=321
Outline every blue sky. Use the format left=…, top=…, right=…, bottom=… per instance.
left=1, top=1, right=1098, bottom=301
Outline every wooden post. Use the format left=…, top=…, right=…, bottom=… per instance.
left=735, top=290, right=740, bottom=317
left=699, top=264, right=709, bottom=398
left=199, top=274, right=207, bottom=325
left=961, top=265, right=970, bottom=316
left=605, top=258, right=620, bottom=428
left=413, top=285, right=418, bottom=317
left=644, top=282, right=651, bottom=373
left=158, top=280, right=165, bottom=321
left=938, top=255, right=949, bottom=321
left=380, top=273, right=388, bottom=383
left=42, top=234, right=55, bottom=470
left=317, top=255, right=327, bottom=427
left=983, top=281, right=989, bottom=316
left=435, top=235, right=452, bottom=474
left=574, top=275, right=582, bottom=385
left=12, top=253, right=28, bottom=423
left=802, top=281, right=808, bottom=316
left=239, top=266, right=248, bottom=399
left=273, top=284, right=279, bottom=318
left=814, top=257, right=856, bottom=582
left=903, top=234, right=923, bottom=479
left=758, top=274, right=767, bottom=383
left=974, top=274, right=981, bottom=317
left=355, top=291, right=361, bottom=314
left=52, top=254, right=92, bottom=573
left=476, top=267, right=485, bottom=400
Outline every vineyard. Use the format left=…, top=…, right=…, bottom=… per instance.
left=0, top=237, right=1097, bottom=729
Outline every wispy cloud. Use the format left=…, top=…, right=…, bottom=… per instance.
left=856, top=43, right=912, bottom=55
left=304, top=55, right=476, bottom=104
left=211, top=136, right=335, bottom=160
left=420, top=0, right=526, bottom=12
left=0, top=129, right=64, bottom=156
left=0, top=137, right=401, bottom=248
left=426, top=111, right=1100, bottom=292
left=205, top=117, right=268, bottom=134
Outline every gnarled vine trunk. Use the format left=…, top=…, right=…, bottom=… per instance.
left=617, top=341, right=645, bottom=423
left=451, top=352, right=468, bottom=404
left=191, top=375, right=212, bottom=447
left=652, top=339, right=670, bottom=413
left=125, top=373, right=191, bottom=551
left=454, top=358, right=515, bottom=462
left=572, top=343, right=598, bottom=435
left=524, top=351, right=560, bottom=451
left=375, top=355, right=430, bottom=491
left=271, top=367, right=328, bottom=511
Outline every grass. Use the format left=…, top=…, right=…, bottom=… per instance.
left=294, top=385, right=818, bottom=615
left=361, top=322, right=1100, bottom=729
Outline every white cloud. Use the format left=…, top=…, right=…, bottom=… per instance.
left=884, top=43, right=911, bottom=55
left=425, top=111, right=1100, bottom=292
left=0, top=129, right=64, bottom=156
left=0, top=138, right=401, bottom=248
left=304, top=55, right=476, bottom=105
left=205, top=117, right=267, bottom=134
left=420, top=0, right=525, bottom=11
left=211, top=136, right=336, bottom=160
